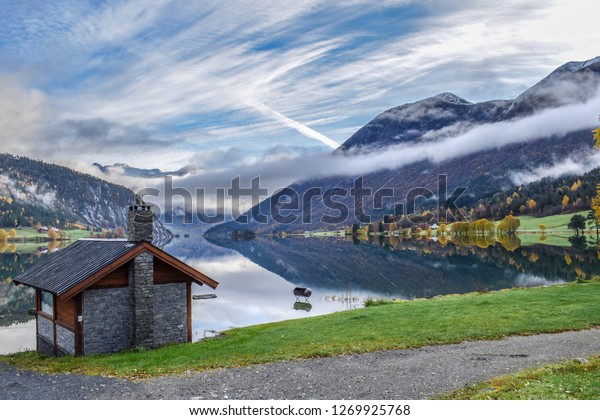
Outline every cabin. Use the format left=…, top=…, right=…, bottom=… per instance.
left=13, top=205, right=218, bottom=356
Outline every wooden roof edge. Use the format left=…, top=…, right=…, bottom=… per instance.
left=141, top=242, right=219, bottom=289
left=56, top=242, right=217, bottom=300
left=59, top=243, right=148, bottom=300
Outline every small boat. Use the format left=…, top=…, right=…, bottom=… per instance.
left=193, top=294, right=217, bottom=300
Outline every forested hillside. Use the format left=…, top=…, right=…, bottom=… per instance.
left=0, top=154, right=133, bottom=228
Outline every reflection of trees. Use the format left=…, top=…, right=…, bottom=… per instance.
left=48, top=240, right=59, bottom=253
left=475, top=237, right=490, bottom=249
left=498, top=234, right=521, bottom=251
left=370, top=231, right=596, bottom=282
left=568, top=235, right=587, bottom=250
left=0, top=252, right=41, bottom=326
left=438, top=235, right=448, bottom=247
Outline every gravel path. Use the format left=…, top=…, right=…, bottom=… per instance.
left=2, top=328, right=599, bottom=400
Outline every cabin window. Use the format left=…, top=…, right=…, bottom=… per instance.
left=41, top=291, right=54, bottom=316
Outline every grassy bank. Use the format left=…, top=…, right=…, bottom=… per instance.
left=517, top=211, right=589, bottom=232
left=11, top=227, right=91, bottom=241
left=516, top=211, right=596, bottom=247
left=1, top=282, right=599, bottom=379
left=444, top=354, right=600, bottom=399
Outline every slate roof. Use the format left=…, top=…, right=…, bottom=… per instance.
left=13, top=239, right=140, bottom=295
left=13, top=239, right=218, bottom=296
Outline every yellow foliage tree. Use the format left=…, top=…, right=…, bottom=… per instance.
left=594, top=125, right=600, bottom=149
left=0, top=229, right=8, bottom=242
left=475, top=218, right=488, bottom=235
left=9, top=229, right=17, bottom=238
left=570, top=180, right=582, bottom=191
left=48, top=229, right=58, bottom=241
left=592, top=184, right=600, bottom=225
left=438, top=223, right=447, bottom=235
left=562, top=195, right=570, bottom=207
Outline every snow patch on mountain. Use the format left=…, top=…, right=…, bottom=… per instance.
left=434, top=92, right=472, bottom=106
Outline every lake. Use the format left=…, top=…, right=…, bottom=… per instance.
left=1, top=229, right=598, bottom=354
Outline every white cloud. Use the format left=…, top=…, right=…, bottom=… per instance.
left=0, top=75, right=52, bottom=154
left=511, top=152, right=600, bottom=185
left=133, top=93, right=600, bottom=216
left=2, top=0, right=600, bottom=170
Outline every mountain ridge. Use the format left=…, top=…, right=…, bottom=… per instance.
left=93, top=162, right=201, bottom=178
left=207, top=57, right=600, bottom=235
left=0, top=154, right=171, bottom=245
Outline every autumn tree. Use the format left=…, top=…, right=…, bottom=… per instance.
left=485, top=221, right=496, bottom=236
left=497, top=215, right=520, bottom=235
left=47, top=229, right=58, bottom=241
left=562, top=195, right=570, bottom=207
left=594, top=118, right=600, bottom=149
left=0, top=229, right=8, bottom=242
left=591, top=183, right=600, bottom=239
left=8, top=229, right=17, bottom=238
left=475, top=218, right=488, bottom=236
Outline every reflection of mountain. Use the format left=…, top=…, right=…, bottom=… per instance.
left=206, top=235, right=596, bottom=299
left=206, top=236, right=514, bottom=298
left=0, top=252, right=40, bottom=327
left=163, top=223, right=238, bottom=261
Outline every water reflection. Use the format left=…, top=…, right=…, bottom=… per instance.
left=205, top=233, right=598, bottom=298
left=185, top=254, right=367, bottom=340
left=0, top=320, right=36, bottom=353
left=1, top=229, right=598, bottom=354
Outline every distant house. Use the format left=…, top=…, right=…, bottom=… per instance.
left=14, top=205, right=218, bottom=356
left=430, top=223, right=439, bottom=230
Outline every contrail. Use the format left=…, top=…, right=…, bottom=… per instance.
left=251, top=101, right=340, bottom=149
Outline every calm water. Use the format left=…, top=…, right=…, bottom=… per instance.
left=1, top=229, right=598, bottom=354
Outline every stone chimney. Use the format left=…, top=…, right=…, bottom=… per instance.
left=127, top=204, right=153, bottom=242
left=128, top=204, right=155, bottom=348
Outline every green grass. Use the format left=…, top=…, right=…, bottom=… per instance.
left=517, top=211, right=588, bottom=232
left=1, top=282, right=599, bottom=379
left=11, top=227, right=91, bottom=241
left=518, top=234, right=574, bottom=247
left=443, top=355, right=600, bottom=399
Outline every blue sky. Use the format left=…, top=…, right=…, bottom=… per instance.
left=1, top=0, right=600, bottom=174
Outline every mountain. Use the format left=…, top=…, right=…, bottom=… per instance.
left=339, top=93, right=511, bottom=151
left=0, top=154, right=171, bottom=244
left=93, top=162, right=201, bottom=178
left=207, top=57, right=600, bottom=235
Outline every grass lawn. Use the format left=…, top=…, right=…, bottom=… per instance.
left=517, top=211, right=589, bottom=232
left=444, top=354, right=600, bottom=399
left=1, top=282, right=599, bottom=379
left=12, top=227, right=91, bottom=241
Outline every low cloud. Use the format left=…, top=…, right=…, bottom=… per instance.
left=511, top=152, right=600, bottom=185
left=134, top=92, right=600, bottom=215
